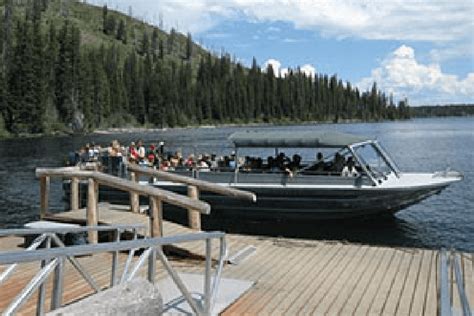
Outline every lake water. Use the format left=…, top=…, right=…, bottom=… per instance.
left=0, top=117, right=473, bottom=251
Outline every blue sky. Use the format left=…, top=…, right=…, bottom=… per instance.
left=89, top=0, right=474, bottom=106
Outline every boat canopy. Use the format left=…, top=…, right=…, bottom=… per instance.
left=229, top=130, right=370, bottom=148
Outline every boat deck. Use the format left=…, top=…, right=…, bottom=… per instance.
left=1, top=207, right=472, bottom=315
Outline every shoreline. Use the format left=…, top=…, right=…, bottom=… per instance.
left=1, top=115, right=472, bottom=140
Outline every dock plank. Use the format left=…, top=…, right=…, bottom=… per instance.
left=326, top=246, right=385, bottom=315
left=313, top=245, right=371, bottom=314
left=409, top=250, right=433, bottom=316
left=424, top=250, right=438, bottom=316
left=303, top=245, right=365, bottom=314
left=365, top=248, right=406, bottom=315
left=396, top=249, right=424, bottom=315
left=382, top=249, right=415, bottom=315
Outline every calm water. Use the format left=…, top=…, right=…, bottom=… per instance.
left=0, top=117, right=473, bottom=251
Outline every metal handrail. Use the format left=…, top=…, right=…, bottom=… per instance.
left=0, top=227, right=226, bottom=316
left=0, top=225, right=145, bottom=286
left=0, top=224, right=146, bottom=237
left=439, top=249, right=472, bottom=316
left=128, top=163, right=257, bottom=202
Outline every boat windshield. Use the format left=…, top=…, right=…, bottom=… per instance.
left=352, top=143, right=393, bottom=179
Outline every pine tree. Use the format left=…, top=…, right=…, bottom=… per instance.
left=116, top=19, right=126, bottom=43
left=102, top=5, right=108, bottom=33
left=185, top=32, right=193, bottom=60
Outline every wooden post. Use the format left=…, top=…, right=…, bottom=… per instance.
left=149, top=197, right=163, bottom=237
left=129, top=172, right=139, bottom=213
left=70, top=177, right=79, bottom=210
left=40, top=176, right=50, bottom=219
left=87, top=178, right=98, bottom=244
left=187, top=185, right=201, bottom=230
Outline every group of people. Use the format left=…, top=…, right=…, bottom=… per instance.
left=67, top=142, right=103, bottom=165
left=126, top=140, right=240, bottom=172
left=305, top=152, right=359, bottom=177
left=68, top=140, right=360, bottom=177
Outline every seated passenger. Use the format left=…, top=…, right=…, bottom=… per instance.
left=331, top=153, right=345, bottom=173
left=284, top=154, right=302, bottom=177
left=341, top=156, right=359, bottom=177
left=197, top=159, right=210, bottom=172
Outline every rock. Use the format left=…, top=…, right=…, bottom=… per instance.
left=47, top=278, right=163, bottom=316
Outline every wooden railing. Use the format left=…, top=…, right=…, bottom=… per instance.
left=35, top=167, right=211, bottom=244
left=127, top=164, right=257, bottom=230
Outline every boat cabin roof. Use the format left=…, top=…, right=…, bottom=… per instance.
left=229, top=130, right=370, bottom=148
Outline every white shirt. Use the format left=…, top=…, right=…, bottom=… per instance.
left=342, top=166, right=359, bottom=177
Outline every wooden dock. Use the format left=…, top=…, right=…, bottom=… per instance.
left=1, top=209, right=473, bottom=315
left=1, top=166, right=472, bottom=315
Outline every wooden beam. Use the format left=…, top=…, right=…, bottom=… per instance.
left=87, top=178, right=98, bottom=244
left=39, top=176, right=50, bottom=219
left=129, top=172, right=139, bottom=213
left=128, top=164, right=256, bottom=202
left=149, top=197, right=163, bottom=237
left=187, top=185, right=201, bottom=230
left=70, top=177, right=79, bottom=211
left=35, top=168, right=210, bottom=214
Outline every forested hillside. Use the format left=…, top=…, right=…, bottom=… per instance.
left=0, top=0, right=410, bottom=137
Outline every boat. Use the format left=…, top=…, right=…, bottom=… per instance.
left=64, top=130, right=462, bottom=220
left=148, top=130, right=463, bottom=220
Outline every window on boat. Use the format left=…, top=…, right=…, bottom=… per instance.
left=352, top=143, right=392, bottom=178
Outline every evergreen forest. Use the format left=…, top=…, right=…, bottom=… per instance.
left=0, top=0, right=411, bottom=137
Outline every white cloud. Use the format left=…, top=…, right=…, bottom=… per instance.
left=263, top=59, right=316, bottom=78
left=300, top=64, right=316, bottom=77
left=89, top=0, right=473, bottom=44
left=358, top=45, right=474, bottom=105
left=263, top=59, right=286, bottom=77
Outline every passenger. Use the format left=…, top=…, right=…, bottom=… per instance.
left=341, top=156, right=359, bottom=177
left=332, top=153, right=345, bottom=173
left=197, top=159, right=210, bottom=172
left=185, top=154, right=195, bottom=168
left=92, top=142, right=100, bottom=158
left=129, top=142, right=138, bottom=162
left=108, top=140, right=121, bottom=157
left=86, top=143, right=94, bottom=160
left=284, top=154, right=302, bottom=177
left=209, top=154, right=218, bottom=169
left=158, top=141, right=165, bottom=156
left=267, top=156, right=278, bottom=171
left=229, top=152, right=237, bottom=169
left=170, top=151, right=181, bottom=168
left=315, top=152, right=324, bottom=169
left=137, top=140, right=146, bottom=161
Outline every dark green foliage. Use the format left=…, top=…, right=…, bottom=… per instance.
left=0, top=0, right=410, bottom=137
left=412, top=104, right=474, bottom=117
left=116, top=19, right=126, bottom=43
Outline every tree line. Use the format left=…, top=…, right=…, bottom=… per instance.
left=411, top=104, right=474, bottom=117
left=0, top=0, right=410, bottom=136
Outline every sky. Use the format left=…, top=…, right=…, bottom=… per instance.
left=88, top=0, right=474, bottom=106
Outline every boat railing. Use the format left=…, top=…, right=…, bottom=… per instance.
left=36, top=167, right=211, bottom=243
left=0, top=225, right=226, bottom=316
left=439, top=249, right=472, bottom=316
left=127, top=163, right=256, bottom=230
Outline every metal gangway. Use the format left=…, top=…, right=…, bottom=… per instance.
left=439, top=249, right=472, bottom=316
left=0, top=224, right=227, bottom=316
